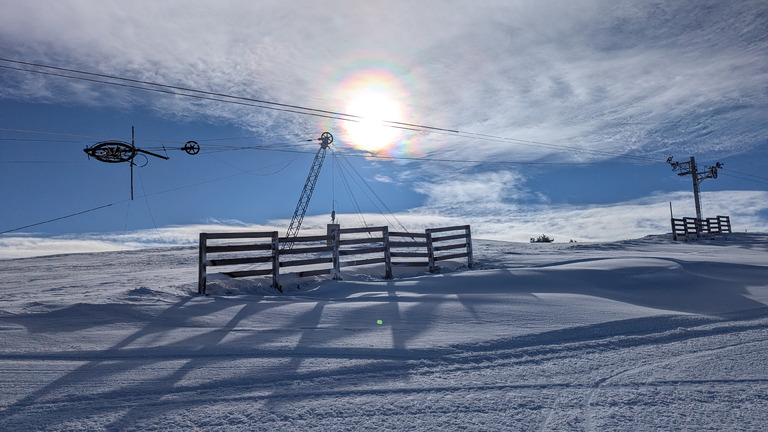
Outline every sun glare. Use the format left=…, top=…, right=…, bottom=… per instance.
left=344, top=90, right=403, bottom=153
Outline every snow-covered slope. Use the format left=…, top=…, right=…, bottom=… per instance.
left=1, top=233, right=767, bottom=431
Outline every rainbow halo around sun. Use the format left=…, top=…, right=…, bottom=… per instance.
left=329, top=64, right=416, bottom=155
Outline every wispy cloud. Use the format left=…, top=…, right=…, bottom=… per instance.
left=416, top=170, right=531, bottom=206
left=1, top=1, right=765, bottom=161
left=1, top=0, right=766, bottom=252
left=3, top=190, right=765, bottom=259
left=0, top=222, right=280, bottom=260
left=423, top=190, right=768, bottom=243
left=373, top=174, right=394, bottom=184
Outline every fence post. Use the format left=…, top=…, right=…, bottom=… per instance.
left=465, top=225, right=474, bottom=269
left=383, top=226, right=393, bottom=279
left=671, top=218, right=677, bottom=241
left=271, top=231, right=282, bottom=292
left=706, top=218, right=717, bottom=234
left=331, top=227, right=342, bottom=280
left=198, top=233, right=207, bottom=295
left=690, top=218, right=698, bottom=239
left=426, top=228, right=438, bottom=273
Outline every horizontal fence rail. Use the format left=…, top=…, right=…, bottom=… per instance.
left=198, top=225, right=472, bottom=294
left=671, top=215, right=731, bottom=240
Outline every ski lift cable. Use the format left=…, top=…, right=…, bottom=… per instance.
left=718, top=171, right=768, bottom=186
left=122, top=197, right=132, bottom=237
left=185, top=144, right=662, bottom=166
left=331, top=150, right=336, bottom=219
left=336, top=150, right=411, bottom=233
left=0, top=59, right=667, bottom=163
left=332, top=151, right=366, bottom=225
left=334, top=151, right=401, bottom=232
left=136, top=166, right=164, bottom=242
left=0, top=127, right=311, bottom=152
left=0, top=63, right=398, bottom=134
left=335, top=157, right=398, bottom=231
left=0, top=156, right=299, bottom=234
left=0, top=126, right=134, bottom=142
left=720, top=167, right=768, bottom=182
left=331, top=151, right=368, bottom=229
left=0, top=60, right=457, bottom=134
left=205, top=152, right=300, bottom=177
left=2, top=126, right=667, bottom=167
left=0, top=137, right=85, bottom=143
left=0, top=201, right=125, bottom=235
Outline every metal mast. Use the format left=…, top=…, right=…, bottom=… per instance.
left=284, top=132, right=333, bottom=248
left=667, top=156, right=722, bottom=232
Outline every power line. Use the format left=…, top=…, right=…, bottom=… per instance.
left=331, top=151, right=368, bottom=229
left=0, top=202, right=122, bottom=235
left=0, top=155, right=301, bottom=234
left=718, top=171, right=768, bottom=186
left=2, top=122, right=743, bottom=175
left=0, top=125, right=662, bottom=166
left=720, top=167, right=768, bottom=182
left=1, top=59, right=410, bottom=127
left=333, top=149, right=411, bottom=233
left=204, top=145, right=661, bottom=166
left=0, top=127, right=129, bottom=141
left=0, top=127, right=307, bottom=147
left=0, top=57, right=664, bottom=163
left=0, top=61, right=425, bottom=134
left=136, top=167, right=163, bottom=241
left=0, top=161, right=86, bottom=164
left=0, top=138, right=84, bottom=143
left=205, top=152, right=299, bottom=177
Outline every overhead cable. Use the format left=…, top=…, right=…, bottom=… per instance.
left=0, top=57, right=663, bottom=163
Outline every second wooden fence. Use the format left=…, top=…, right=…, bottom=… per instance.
left=671, top=215, right=731, bottom=240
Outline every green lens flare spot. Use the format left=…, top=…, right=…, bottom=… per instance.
left=377, top=319, right=383, bottom=325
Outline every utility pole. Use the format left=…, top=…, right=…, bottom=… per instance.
left=667, top=156, right=722, bottom=233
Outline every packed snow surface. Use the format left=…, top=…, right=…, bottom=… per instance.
left=1, top=233, right=767, bottom=431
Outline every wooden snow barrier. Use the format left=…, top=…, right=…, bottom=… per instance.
left=671, top=215, right=731, bottom=241
left=198, top=225, right=473, bottom=294
left=703, top=216, right=732, bottom=235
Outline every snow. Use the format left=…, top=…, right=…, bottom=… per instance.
left=1, top=233, right=767, bottom=431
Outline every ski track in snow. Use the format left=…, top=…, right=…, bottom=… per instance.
left=0, top=233, right=767, bottom=431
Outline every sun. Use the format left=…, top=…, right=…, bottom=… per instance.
left=344, top=90, right=403, bottom=153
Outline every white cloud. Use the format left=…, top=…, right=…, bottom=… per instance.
left=463, top=190, right=768, bottom=242
left=373, top=174, right=394, bottom=184
left=4, top=190, right=765, bottom=259
left=1, top=0, right=765, bottom=162
left=416, top=170, right=529, bottom=206
left=405, top=189, right=768, bottom=243
left=0, top=222, right=281, bottom=259
left=1, top=0, right=765, bottom=255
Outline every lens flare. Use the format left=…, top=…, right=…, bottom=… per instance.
left=345, top=89, right=403, bottom=153
left=327, top=63, right=415, bottom=155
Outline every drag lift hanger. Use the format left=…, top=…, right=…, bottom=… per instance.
left=83, top=126, right=199, bottom=199
left=284, top=132, right=333, bottom=249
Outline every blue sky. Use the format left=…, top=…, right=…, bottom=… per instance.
left=1, top=0, right=767, bottom=258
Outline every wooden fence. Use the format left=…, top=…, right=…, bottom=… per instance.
left=671, top=216, right=731, bottom=241
left=198, top=225, right=472, bottom=294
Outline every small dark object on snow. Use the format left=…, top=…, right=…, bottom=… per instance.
left=531, top=234, right=554, bottom=243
